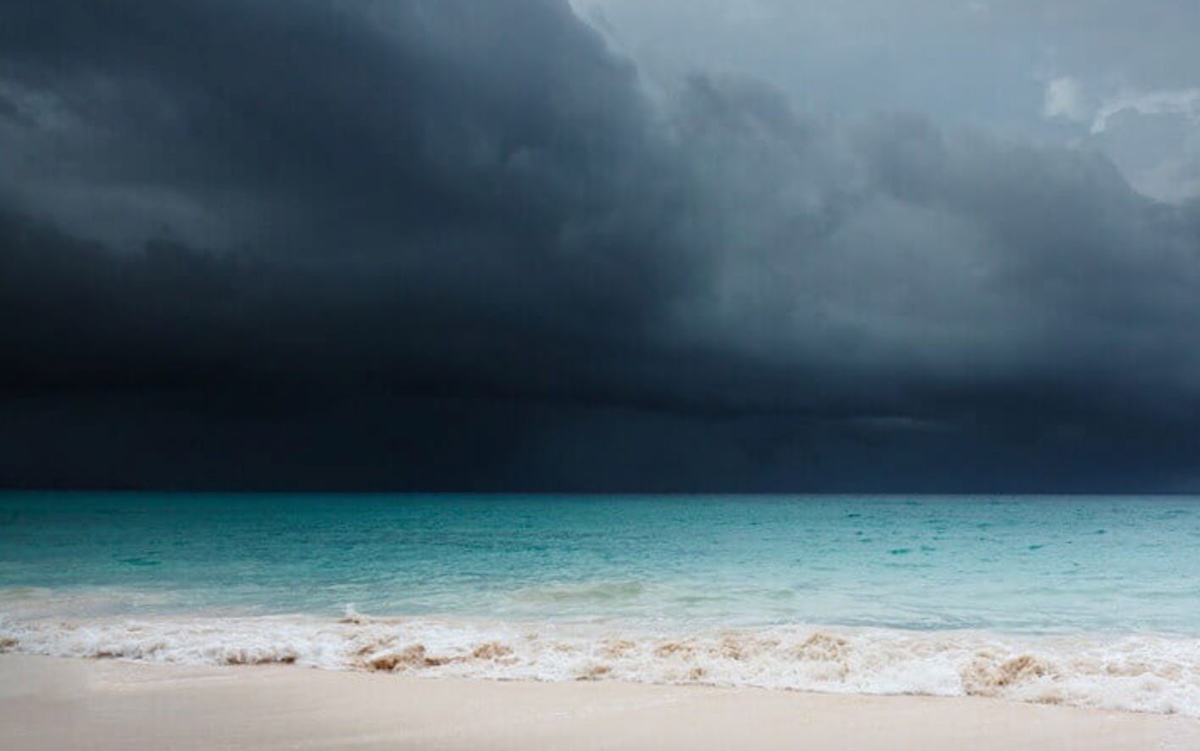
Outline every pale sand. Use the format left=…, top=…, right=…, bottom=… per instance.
left=2, top=655, right=1198, bottom=750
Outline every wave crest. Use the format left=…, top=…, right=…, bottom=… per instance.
left=2, top=606, right=1199, bottom=717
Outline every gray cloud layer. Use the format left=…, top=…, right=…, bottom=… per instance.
left=2, top=0, right=1199, bottom=491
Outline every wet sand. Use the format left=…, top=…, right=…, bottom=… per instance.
left=2, top=655, right=1197, bottom=750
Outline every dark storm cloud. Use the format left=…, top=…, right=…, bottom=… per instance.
left=0, top=0, right=702, bottom=390
left=665, top=79, right=1200, bottom=421
left=2, top=0, right=1200, bottom=491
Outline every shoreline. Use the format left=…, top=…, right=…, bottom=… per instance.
left=6, top=607, right=1200, bottom=716
left=3, top=654, right=1198, bottom=750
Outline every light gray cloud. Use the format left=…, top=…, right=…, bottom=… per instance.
left=1043, top=77, right=1091, bottom=123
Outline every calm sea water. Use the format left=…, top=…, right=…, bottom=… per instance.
left=3, top=493, right=1200, bottom=714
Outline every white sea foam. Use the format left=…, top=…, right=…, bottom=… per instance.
left=2, top=601, right=1199, bottom=717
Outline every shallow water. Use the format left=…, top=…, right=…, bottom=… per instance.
left=2, top=493, right=1199, bottom=714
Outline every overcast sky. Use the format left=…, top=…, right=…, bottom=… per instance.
left=2, top=0, right=1199, bottom=492
left=576, top=0, right=1200, bottom=203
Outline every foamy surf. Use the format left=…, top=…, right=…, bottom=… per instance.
left=2, top=605, right=1198, bottom=717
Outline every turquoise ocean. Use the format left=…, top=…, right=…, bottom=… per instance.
left=2, top=493, right=1199, bottom=714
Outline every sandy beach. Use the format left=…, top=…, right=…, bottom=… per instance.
left=2, top=655, right=1197, bottom=751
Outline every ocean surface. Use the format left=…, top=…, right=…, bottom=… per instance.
left=2, top=493, right=1199, bottom=714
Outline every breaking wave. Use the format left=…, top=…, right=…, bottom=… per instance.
left=2, top=599, right=1199, bottom=716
